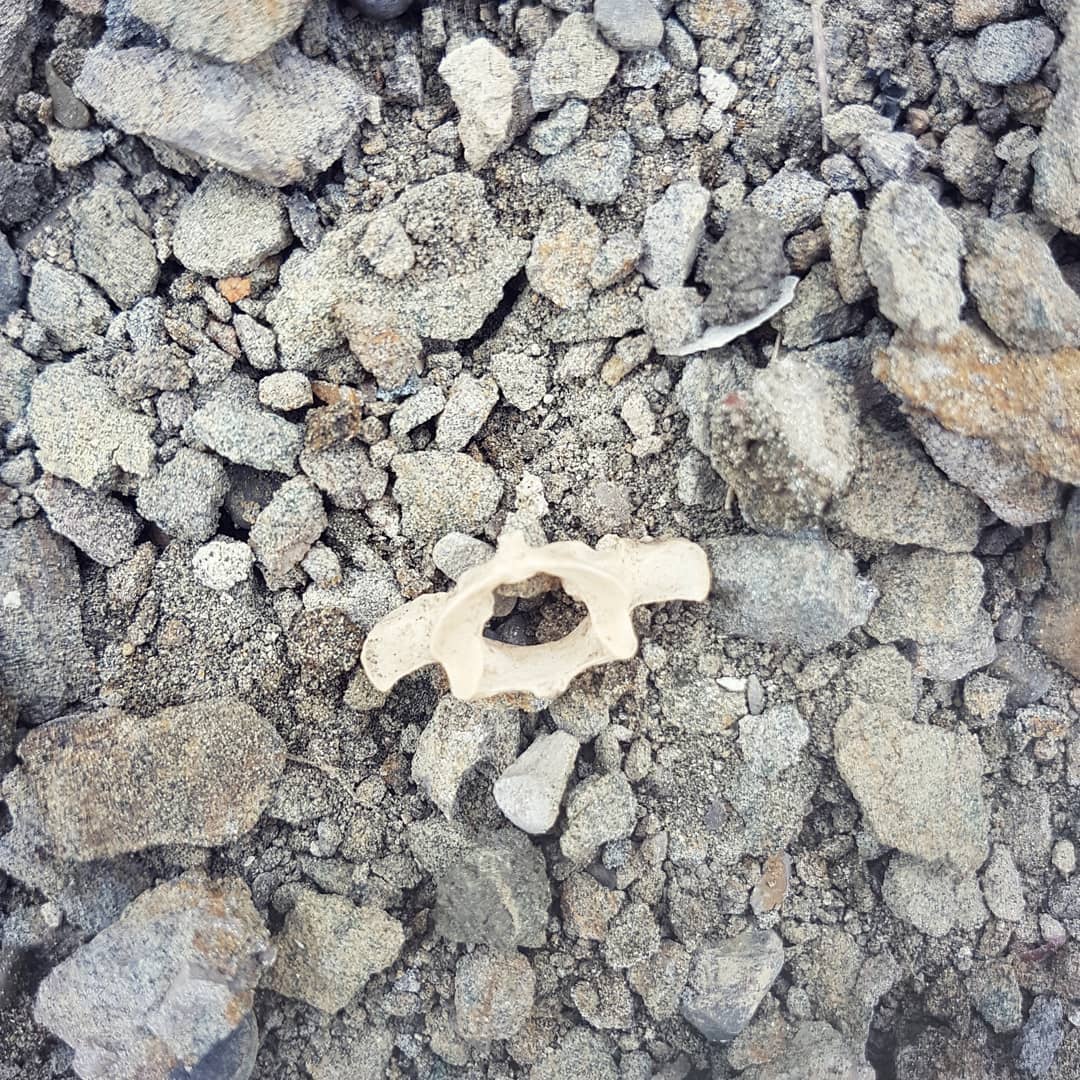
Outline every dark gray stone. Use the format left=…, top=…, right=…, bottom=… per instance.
left=0, top=232, right=24, bottom=319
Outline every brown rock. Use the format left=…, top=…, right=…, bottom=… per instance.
left=874, top=325, right=1080, bottom=485
left=12, top=697, right=285, bottom=860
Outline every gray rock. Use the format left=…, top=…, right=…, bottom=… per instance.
left=173, top=173, right=291, bottom=279
left=0, top=156, right=52, bottom=229
left=861, top=182, right=964, bottom=341
left=192, top=538, right=254, bottom=591
left=779, top=261, right=864, bottom=348
left=530, top=13, right=619, bottom=111
left=964, top=217, right=1080, bottom=351
left=738, top=704, right=809, bottom=779
left=29, top=363, right=157, bottom=491
left=435, top=831, right=551, bottom=948
left=526, top=208, right=602, bottom=310
left=28, top=262, right=112, bottom=351
left=248, top=476, right=326, bottom=576
left=439, top=38, right=530, bottom=170
left=1032, top=489, right=1080, bottom=677
left=267, top=889, right=403, bottom=1013
left=186, top=376, right=302, bottom=474
left=129, top=0, right=309, bottom=63
left=604, top=902, right=661, bottom=969
left=823, top=104, right=894, bottom=150
left=560, top=771, right=637, bottom=864
left=304, top=1025, right=393, bottom=1080
left=233, top=313, right=278, bottom=371
left=822, top=193, right=872, bottom=303
left=34, top=873, right=271, bottom=1080
left=830, top=420, right=983, bottom=553
left=71, top=183, right=159, bottom=309
left=834, top=698, right=989, bottom=873
left=908, top=412, right=1064, bottom=527
left=856, top=130, right=929, bottom=185
left=389, top=384, right=444, bottom=437
left=867, top=549, right=995, bottom=681
left=303, top=564, right=402, bottom=633
left=970, top=19, right=1056, bottom=85
left=741, top=1021, right=874, bottom=1080
left=533, top=1029, right=617, bottom=1080
left=0, top=0, right=37, bottom=109
left=136, top=447, right=229, bottom=542
left=7, top=698, right=284, bottom=859
left=268, top=174, right=528, bottom=368
left=940, top=124, right=1001, bottom=202
left=494, top=729, right=579, bottom=834
left=594, top=0, right=663, bottom=49
left=989, top=641, right=1054, bottom=707
left=539, top=131, right=634, bottom=205
left=982, top=845, right=1025, bottom=921
left=435, top=374, right=499, bottom=451
left=970, top=959, right=1023, bottom=1034
left=258, top=371, right=311, bottom=411
left=48, top=126, right=106, bottom=172
left=698, top=208, right=789, bottom=323
left=0, top=519, right=95, bottom=723
left=1014, top=996, right=1065, bottom=1077
left=639, top=180, right=709, bottom=287
left=747, top=168, right=829, bottom=235
left=392, top=450, right=503, bottom=542
left=301, top=441, right=386, bottom=510
left=704, top=534, right=876, bottom=652
left=882, top=854, right=987, bottom=937
left=641, top=285, right=703, bottom=353
left=0, top=232, right=25, bottom=320
left=589, top=231, right=642, bottom=290
left=1033, top=18, right=1080, bottom=234
left=680, top=930, right=784, bottom=1042
left=527, top=98, right=589, bottom=155
left=75, top=43, right=372, bottom=187
left=34, top=474, right=140, bottom=566
left=412, top=696, right=519, bottom=818
left=453, top=949, right=535, bottom=1040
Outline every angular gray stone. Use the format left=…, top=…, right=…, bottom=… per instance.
left=861, top=182, right=964, bottom=342
left=303, top=565, right=402, bottom=634
left=34, top=873, right=271, bottom=1080
left=192, top=538, right=254, bottom=591
left=908, top=412, right=1064, bottom=528
left=173, top=173, right=291, bottom=278
left=0, top=232, right=25, bottom=320
left=940, top=124, right=1000, bottom=203
left=129, top=0, right=309, bottom=63
left=704, top=534, right=876, bottom=652
left=834, top=698, right=990, bottom=873
left=530, top=13, right=619, bottom=111
left=866, top=549, right=995, bottom=681
left=6, top=698, right=284, bottom=859
left=970, top=959, right=1023, bottom=1034
left=1033, top=17, right=1080, bottom=234
left=527, top=98, right=589, bottom=155
left=392, top=450, right=503, bottom=542
left=856, top=130, right=929, bottom=186
left=28, top=262, right=112, bottom=351
left=300, top=441, right=387, bottom=510
left=494, top=729, right=579, bottom=834
left=738, top=704, right=809, bottom=780
left=560, top=770, right=637, bottom=864
left=71, top=184, right=159, bottom=309
left=779, top=261, right=864, bottom=349
left=526, top=207, right=602, bottom=310
left=982, top=844, right=1025, bottom=921
left=639, top=180, right=709, bottom=287
left=970, top=19, right=1056, bottom=85
left=829, top=421, right=983, bottom=553
left=75, top=43, right=371, bottom=187
left=258, top=371, right=311, bottom=411
left=594, top=0, right=664, bottom=50
left=1014, top=996, right=1065, bottom=1077
left=539, top=131, right=634, bottom=205
left=964, top=216, right=1080, bottom=351
left=28, top=363, right=157, bottom=491
left=267, top=889, right=403, bottom=1013
left=34, top=474, right=140, bottom=567
left=186, top=376, right=302, bottom=474
left=0, top=0, right=37, bottom=109
left=680, top=930, right=784, bottom=1042
left=1032, top=489, right=1080, bottom=677
left=435, top=831, right=551, bottom=948
left=747, top=168, right=829, bottom=235
left=435, top=374, right=500, bottom=451
left=438, top=38, right=530, bottom=170
left=136, top=447, right=229, bottom=542
left=0, top=519, right=95, bottom=723
left=248, top=476, right=326, bottom=576
left=741, top=1022, right=874, bottom=1080
left=882, top=854, right=987, bottom=937
left=412, top=696, right=519, bottom=818
left=453, top=949, right=535, bottom=1040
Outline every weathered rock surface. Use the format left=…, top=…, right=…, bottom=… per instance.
left=494, top=730, right=579, bottom=834
left=453, top=949, right=535, bottom=1040
left=34, top=474, right=141, bottom=566
left=1033, top=15, right=1080, bottom=234
left=874, top=325, right=1080, bottom=485
left=75, top=43, right=371, bottom=186
left=1032, top=489, right=1080, bottom=677
left=0, top=518, right=95, bottom=723
left=392, top=450, right=503, bottom=542
left=34, top=873, right=271, bottom=1080
left=6, top=698, right=284, bottom=860
left=835, top=699, right=989, bottom=873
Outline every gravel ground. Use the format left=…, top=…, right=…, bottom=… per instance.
left=1, top=0, right=1079, bottom=1077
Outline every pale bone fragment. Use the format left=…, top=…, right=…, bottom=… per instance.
left=662, top=275, right=799, bottom=357
left=361, top=532, right=711, bottom=701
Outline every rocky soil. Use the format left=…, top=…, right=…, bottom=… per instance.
left=0, top=0, right=1079, bottom=1077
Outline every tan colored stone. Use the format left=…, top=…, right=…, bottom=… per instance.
left=874, top=324, right=1080, bottom=485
